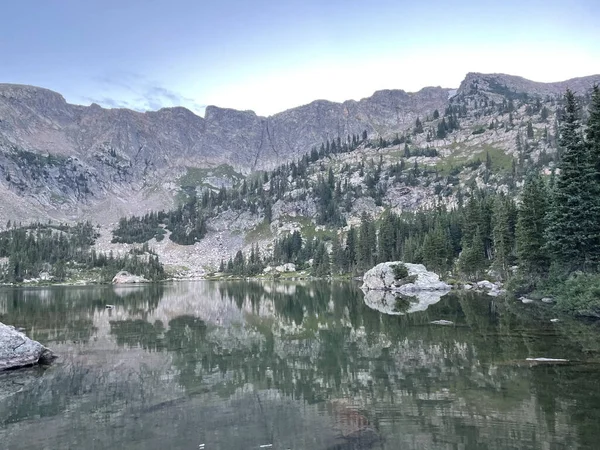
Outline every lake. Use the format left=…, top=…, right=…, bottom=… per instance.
left=1, top=281, right=600, bottom=449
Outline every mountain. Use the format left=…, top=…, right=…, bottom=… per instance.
left=0, top=73, right=599, bottom=225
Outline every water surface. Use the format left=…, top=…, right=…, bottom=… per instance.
left=1, top=281, right=600, bottom=449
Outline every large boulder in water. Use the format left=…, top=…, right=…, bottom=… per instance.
left=361, top=262, right=450, bottom=293
left=0, top=322, right=56, bottom=371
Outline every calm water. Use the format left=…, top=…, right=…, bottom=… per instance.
left=1, top=281, right=600, bottom=449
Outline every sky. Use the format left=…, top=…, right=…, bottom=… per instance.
left=1, top=0, right=599, bottom=116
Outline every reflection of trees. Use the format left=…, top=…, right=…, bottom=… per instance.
left=0, top=284, right=164, bottom=344
left=6, top=280, right=600, bottom=449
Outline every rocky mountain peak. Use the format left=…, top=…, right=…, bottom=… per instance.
left=459, top=72, right=600, bottom=98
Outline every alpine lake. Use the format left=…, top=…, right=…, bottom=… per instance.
left=1, top=281, right=600, bottom=450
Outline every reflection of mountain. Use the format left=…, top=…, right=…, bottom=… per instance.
left=1, top=282, right=599, bottom=449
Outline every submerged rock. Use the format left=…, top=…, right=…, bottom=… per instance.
left=112, top=271, right=149, bottom=284
left=430, top=320, right=454, bottom=326
left=0, top=322, right=56, bottom=371
left=526, top=357, right=568, bottom=363
left=520, top=297, right=535, bottom=304
left=361, top=262, right=450, bottom=293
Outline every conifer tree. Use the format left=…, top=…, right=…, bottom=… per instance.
left=491, top=194, right=515, bottom=278
left=545, top=90, right=600, bottom=270
left=516, top=172, right=549, bottom=274
left=414, top=117, right=424, bottom=134
left=357, top=213, right=376, bottom=272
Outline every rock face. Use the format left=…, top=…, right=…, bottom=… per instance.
left=3, top=72, right=598, bottom=224
left=111, top=271, right=149, bottom=284
left=361, top=262, right=451, bottom=293
left=0, top=322, right=55, bottom=370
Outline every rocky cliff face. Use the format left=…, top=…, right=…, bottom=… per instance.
left=1, top=73, right=599, bottom=224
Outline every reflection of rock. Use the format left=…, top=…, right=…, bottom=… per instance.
left=362, top=290, right=449, bottom=315
left=112, top=271, right=149, bottom=284
left=0, top=322, right=56, bottom=371
left=361, top=262, right=450, bottom=293
left=0, top=367, right=44, bottom=400
left=112, top=284, right=148, bottom=297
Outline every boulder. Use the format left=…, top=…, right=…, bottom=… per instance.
left=275, top=263, right=296, bottom=273
left=112, top=271, right=149, bottom=284
left=0, top=322, right=56, bottom=371
left=361, top=262, right=450, bottom=293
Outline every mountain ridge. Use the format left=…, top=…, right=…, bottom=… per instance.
left=1, top=72, right=599, bottom=225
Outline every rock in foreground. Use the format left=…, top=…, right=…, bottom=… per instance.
left=361, top=262, right=450, bottom=293
left=112, top=271, right=149, bottom=284
left=0, top=322, right=55, bottom=371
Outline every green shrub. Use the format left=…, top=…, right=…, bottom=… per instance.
left=551, top=273, right=600, bottom=318
left=392, top=263, right=409, bottom=280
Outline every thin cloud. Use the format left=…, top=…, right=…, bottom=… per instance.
left=89, top=72, right=206, bottom=115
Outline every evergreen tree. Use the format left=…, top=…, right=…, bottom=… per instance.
left=526, top=120, right=534, bottom=139
left=377, top=211, right=396, bottom=262
left=491, top=194, right=515, bottom=278
left=331, top=236, right=346, bottom=275
left=345, top=227, right=357, bottom=272
left=516, top=172, right=549, bottom=275
left=414, top=117, right=424, bottom=134
left=545, top=90, right=600, bottom=270
left=357, top=213, right=376, bottom=272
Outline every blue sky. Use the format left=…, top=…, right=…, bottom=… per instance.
left=1, top=0, right=599, bottom=116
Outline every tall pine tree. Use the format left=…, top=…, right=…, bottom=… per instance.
left=545, top=90, right=600, bottom=270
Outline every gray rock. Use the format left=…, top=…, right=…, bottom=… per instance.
left=112, top=271, right=149, bottom=284
left=476, top=280, right=497, bottom=290
left=0, top=322, right=55, bottom=371
left=361, top=262, right=450, bottom=293
left=275, top=263, right=296, bottom=273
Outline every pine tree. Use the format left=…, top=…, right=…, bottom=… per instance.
left=414, top=117, right=424, bottom=134
left=331, top=236, right=346, bottom=275
left=545, top=90, right=600, bottom=270
left=459, top=226, right=486, bottom=280
left=587, top=85, right=600, bottom=173
left=357, top=213, right=376, bottom=272
left=422, top=221, right=451, bottom=274
left=516, top=172, right=549, bottom=275
left=377, top=211, right=396, bottom=262
left=492, top=194, right=515, bottom=278
left=526, top=120, right=534, bottom=139
left=345, top=227, right=357, bottom=272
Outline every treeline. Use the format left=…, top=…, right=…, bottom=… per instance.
left=112, top=192, right=207, bottom=245
left=0, top=222, right=165, bottom=283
